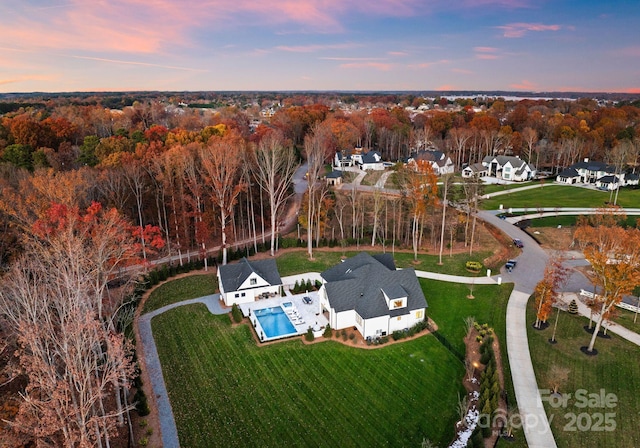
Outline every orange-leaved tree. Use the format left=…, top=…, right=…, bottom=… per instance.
left=534, top=255, right=570, bottom=329
left=574, top=222, right=640, bottom=352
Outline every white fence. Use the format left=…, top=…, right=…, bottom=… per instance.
left=580, top=289, right=640, bottom=313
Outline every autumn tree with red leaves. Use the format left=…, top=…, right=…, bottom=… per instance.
left=0, top=201, right=161, bottom=447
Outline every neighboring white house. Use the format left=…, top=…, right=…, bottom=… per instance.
left=407, top=149, right=455, bottom=176
left=217, top=258, right=283, bottom=306
left=556, top=167, right=581, bottom=184
left=318, top=252, right=427, bottom=339
left=461, top=163, right=489, bottom=179
left=595, top=175, right=621, bottom=191
left=482, top=155, right=535, bottom=182
left=334, top=150, right=354, bottom=168
left=359, top=150, right=385, bottom=171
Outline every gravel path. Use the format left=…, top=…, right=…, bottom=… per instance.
left=138, top=294, right=226, bottom=448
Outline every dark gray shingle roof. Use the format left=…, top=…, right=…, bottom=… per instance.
left=218, top=257, right=282, bottom=292
left=321, top=252, right=427, bottom=319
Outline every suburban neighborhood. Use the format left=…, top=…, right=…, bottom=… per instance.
left=1, top=88, right=640, bottom=448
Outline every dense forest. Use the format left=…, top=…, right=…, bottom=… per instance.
left=0, top=91, right=639, bottom=446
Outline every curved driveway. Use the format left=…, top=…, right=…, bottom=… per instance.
left=138, top=294, right=227, bottom=448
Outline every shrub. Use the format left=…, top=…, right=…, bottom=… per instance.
left=568, top=299, right=579, bottom=314
left=379, top=336, right=389, bottom=344
left=480, top=350, right=493, bottom=365
left=392, top=330, right=405, bottom=341
left=305, top=328, right=314, bottom=342
left=348, top=332, right=356, bottom=340
left=465, top=261, right=483, bottom=271
left=323, top=324, right=332, bottom=338
left=231, top=303, right=243, bottom=323
left=139, top=437, right=149, bottom=447
left=133, top=388, right=150, bottom=416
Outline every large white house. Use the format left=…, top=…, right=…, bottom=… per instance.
left=482, top=155, right=535, bottom=182
left=407, top=149, right=455, bottom=176
left=318, top=252, right=427, bottom=339
left=217, top=258, right=283, bottom=306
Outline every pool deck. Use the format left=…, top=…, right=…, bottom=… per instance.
left=239, top=291, right=328, bottom=341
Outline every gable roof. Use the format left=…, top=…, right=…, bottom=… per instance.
left=361, top=150, right=382, bottom=164
left=326, top=170, right=343, bottom=179
left=570, top=160, right=613, bottom=172
left=218, top=257, right=282, bottom=292
left=321, top=252, right=427, bottom=319
left=483, top=155, right=526, bottom=167
left=463, top=163, right=487, bottom=173
left=557, top=168, right=580, bottom=178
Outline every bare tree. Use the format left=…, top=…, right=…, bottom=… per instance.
left=200, top=132, right=246, bottom=265
left=251, top=131, right=299, bottom=256
left=303, top=123, right=330, bottom=259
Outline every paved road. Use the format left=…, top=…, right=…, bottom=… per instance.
left=479, top=211, right=557, bottom=448
left=138, top=294, right=227, bottom=448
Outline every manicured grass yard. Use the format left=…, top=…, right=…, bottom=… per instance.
left=482, top=185, right=640, bottom=210
left=276, top=249, right=500, bottom=277
left=142, top=274, right=217, bottom=314
left=153, top=306, right=464, bottom=447
left=527, top=300, right=640, bottom=448
left=149, top=273, right=517, bottom=447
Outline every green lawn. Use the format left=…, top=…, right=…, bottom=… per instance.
left=276, top=249, right=500, bottom=277
left=153, top=306, right=464, bottom=447
left=481, top=185, right=640, bottom=210
left=527, top=300, right=640, bottom=448
left=142, top=274, right=218, bottom=314
left=149, top=274, right=517, bottom=447
left=483, top=181, right=537, bottom=194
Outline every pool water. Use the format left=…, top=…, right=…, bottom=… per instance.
left=254, top=306, right=297, bottom=339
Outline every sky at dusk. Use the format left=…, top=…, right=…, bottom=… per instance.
left=1, top=0, right=639, bottom=93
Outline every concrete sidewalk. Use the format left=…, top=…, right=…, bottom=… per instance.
left=559, top=292, right=640, bottom=346
left=414, top=270, right=502, bottom=284
left=507, top=290, right=557, bottom=448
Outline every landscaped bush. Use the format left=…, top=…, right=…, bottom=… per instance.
left=465, top=261, right=483, bottom=271
left=323, top=324, right=332, bottom=338
left=231, top=303, right=243, bottom=323
left=305, top=328, right=314, bottom=342
left=348, top=332, right=356, bottom=340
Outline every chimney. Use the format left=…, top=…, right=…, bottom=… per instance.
left=584, top=158, right=589, bottom=163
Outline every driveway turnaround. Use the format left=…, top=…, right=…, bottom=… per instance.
left=138, top=294, right=226, bottom=448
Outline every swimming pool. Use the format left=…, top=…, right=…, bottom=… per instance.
left=253, top=306, right=298, bottom=340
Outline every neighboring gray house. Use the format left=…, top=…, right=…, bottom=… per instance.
left=482, top=155, right=535, bottom=182
left=318, top=252, right=427, bottom=339
left=217, top=258, right=283, bottom=306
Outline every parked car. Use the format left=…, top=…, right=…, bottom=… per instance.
left=513, top=238, right=524, bottom=248
left=505, top=260, right=517, bottom=272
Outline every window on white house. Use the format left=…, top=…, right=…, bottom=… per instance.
left=250, top=278, right=257, bottom=285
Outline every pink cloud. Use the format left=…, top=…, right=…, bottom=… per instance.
left=474, top=47, right=501, bottom=59
left=408, top=59, right=450, bottom=69
left=437, top=84, right=458, bottom=90
left=388, top=51, right=409, bottom=57
left=509, top=79, right=537, bottom=90
left=339, top=62, right=393, bottom=71
left=496, top=22, right=563, bottom=38
left=452, top=68, right=474, bottom=74
left=276, top=43, right=361, bottom=53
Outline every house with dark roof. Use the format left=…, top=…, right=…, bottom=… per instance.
left=461, top=162, right=489, bottom=179
left=325, top=170, right=343, bottom=186
left=318, top=252, right=427, bottom=339
left=556, top=167, right=581, bottom=184
left=358, top=150, right=384, bottom=171
left=482, top=155, right=535, bottom=182
left=407, top=149, right=454, bottom=176
left=555, top=158, right=632, bottom=187
left=217, top=258, right=283, bottom=306
left=334, top=149, right=354, bottom=168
